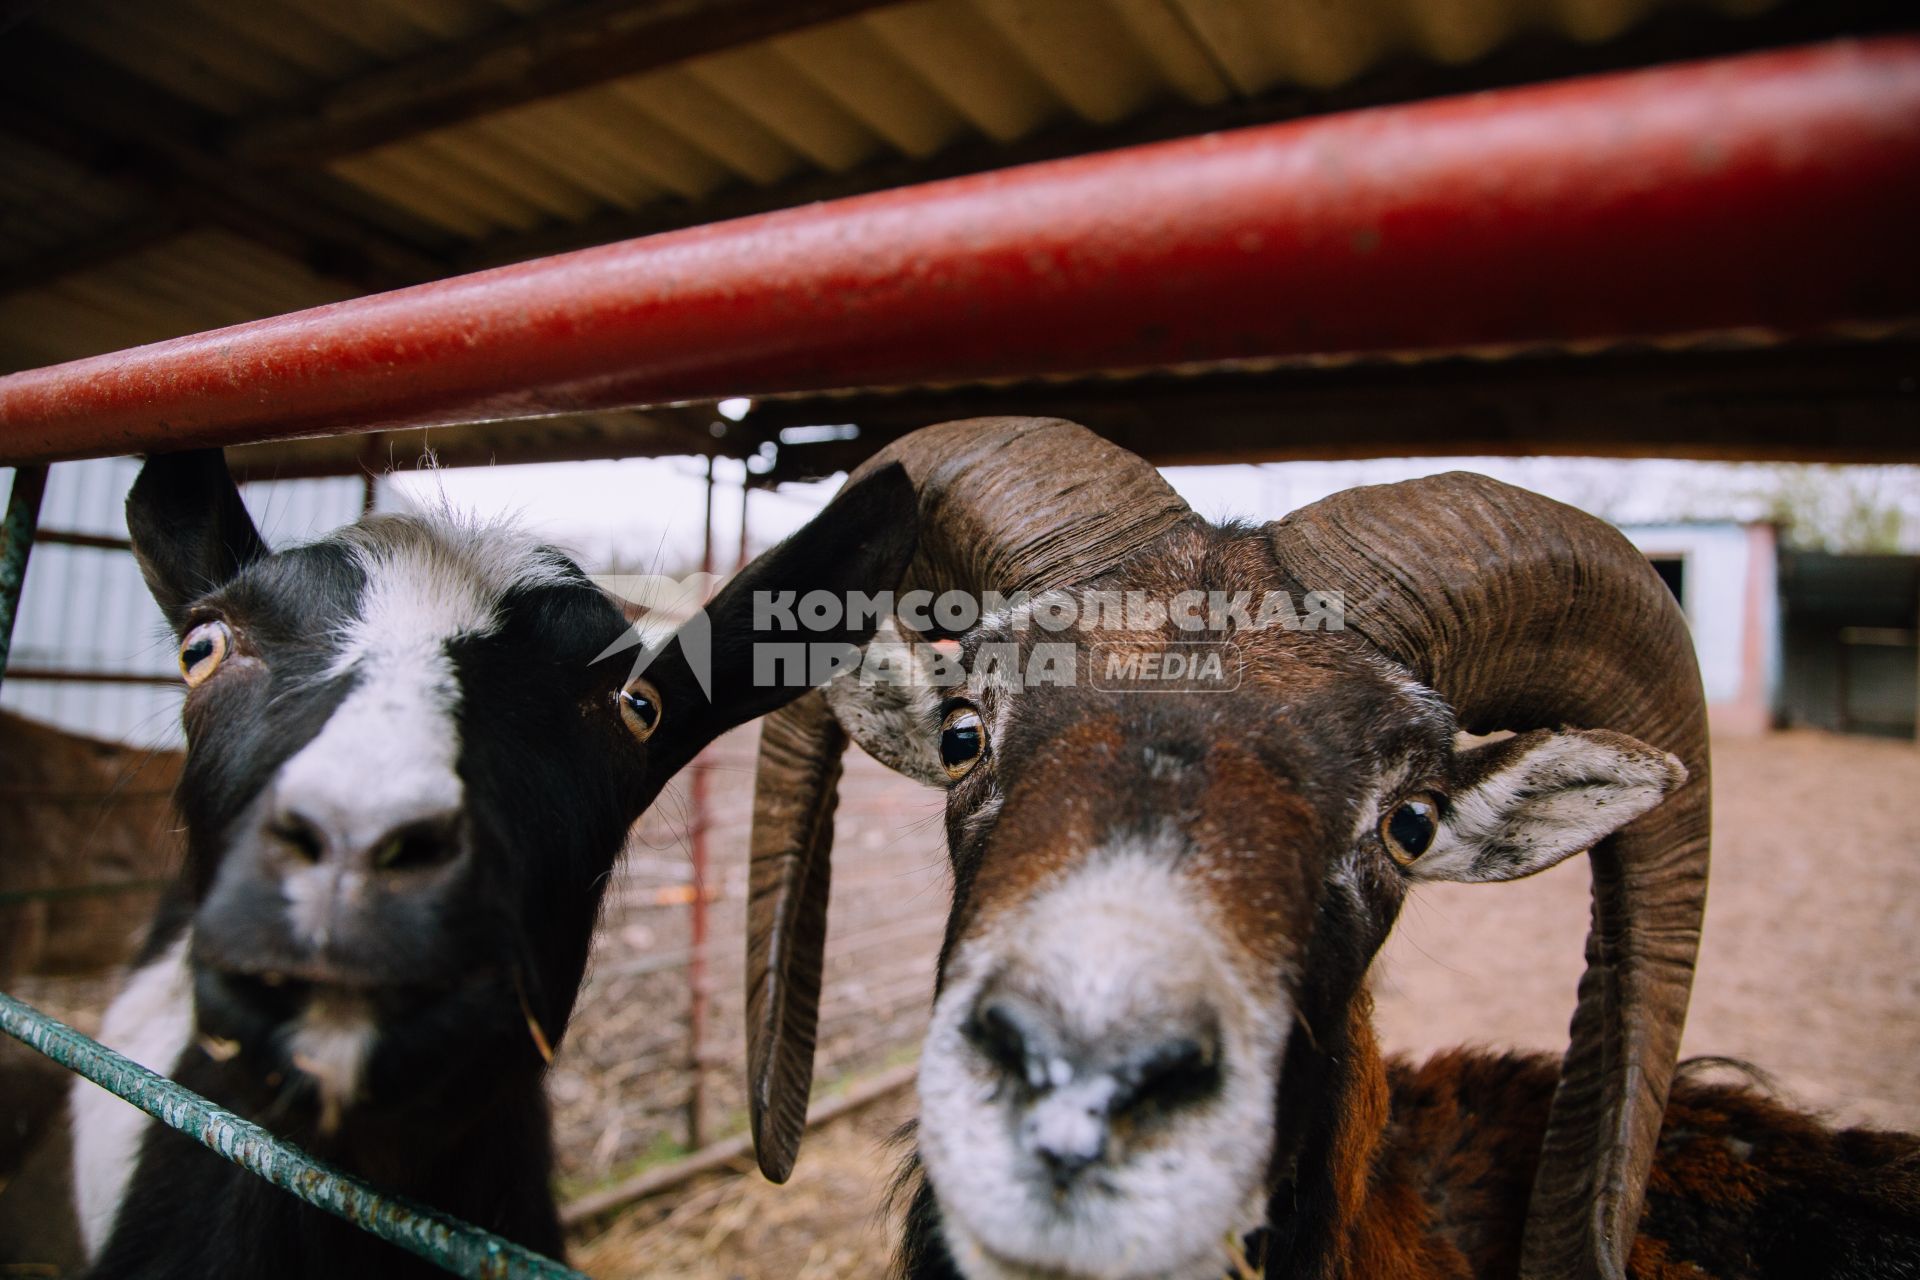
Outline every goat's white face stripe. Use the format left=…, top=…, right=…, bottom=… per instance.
left=71, top=935, right=193, bottom=1260
left=274, top=551, right=473, bottom=929
left=273, top=526, right=564, bottom=941
left=917, top=844, right=1285, bottom=1280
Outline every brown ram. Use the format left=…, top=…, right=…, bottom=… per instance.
left=744, top=418, right=1919, bottom=1280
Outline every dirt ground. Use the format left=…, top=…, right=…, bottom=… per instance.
left=572, top=1097, right=919, bottom=1280
left=6, top=730, right=1914, bottom=1276
left=573, top=729, right=1920, bottom=1276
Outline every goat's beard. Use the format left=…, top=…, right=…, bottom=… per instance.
left=194, top=961, right=529, bottom=1136
left=912, top=856, right=1287, bottom=1280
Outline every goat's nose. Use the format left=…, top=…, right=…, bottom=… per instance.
left=965, top=988, right=1223, bottom=1182
left=268, top=802, right=466, bottom=877
left=1024, top=1094, right=1108, bottom=1187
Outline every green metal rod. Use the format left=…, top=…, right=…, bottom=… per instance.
left=0, top=463, right=49, bottom=689
left=0, top=991, right=590, bottom=1280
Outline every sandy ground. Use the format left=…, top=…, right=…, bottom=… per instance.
left=574, top=729, right=1920, bottom=1277
left=1373, top=729, right=1920, bottom=1133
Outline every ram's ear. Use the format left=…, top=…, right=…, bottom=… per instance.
left=1408, top=729, right=1687, bottom=884
left=126, top=450, right=268, bottom=632
left=820, top=616, right=948, bottom=786
left=642, top=463, right=918, bottom=765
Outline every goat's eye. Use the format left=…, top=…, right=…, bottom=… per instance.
left=619, top=680, right=663, bottom=742
left=940, top=706, right=987, bottom=781
left=1381, top=793, right=1441, bottom=866
left=179, top=621, right=231, bottom=688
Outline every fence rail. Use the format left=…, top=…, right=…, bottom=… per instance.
left=0, top=992, right=588, bottom=1280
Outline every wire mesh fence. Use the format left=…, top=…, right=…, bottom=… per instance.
left=549, top=724, right=947, bottom=1200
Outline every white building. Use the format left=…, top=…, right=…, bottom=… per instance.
left=1621, top=521, right=1779, bottom=736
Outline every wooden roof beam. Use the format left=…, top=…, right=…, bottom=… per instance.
left=749, top=342, right=1920, bottom=479
left=226, top=0, right=909, bottom=167
left=0, top=34, right=456, bottom=296
left=0, top=209, right=190, bottom=299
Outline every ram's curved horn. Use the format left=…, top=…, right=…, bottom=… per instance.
left=745, top=417, right=1192, bottom=1181
left=1267, top=473, right=1710, bottom=1280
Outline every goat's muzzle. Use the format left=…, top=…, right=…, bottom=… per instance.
left=965, top=985, right=1223, bottom=1189
left=916, top=848, right=1285, bottom=1280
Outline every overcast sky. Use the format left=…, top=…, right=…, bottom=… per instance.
left=387, top=453, right=1920, bottom=574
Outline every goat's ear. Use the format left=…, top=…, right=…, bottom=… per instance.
left=657, top=463, right=918, bottom=749
left=820, top=617, right=947, bottom=786
left=126, top=450, right=268, bottom=633
left=1406, top=728, right=1686, bottom=884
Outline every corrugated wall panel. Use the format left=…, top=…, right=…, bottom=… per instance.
left=1, top=459, right=176, bottom=744
left=0, top=296, right=147, bottom=372
left=1, top=460, right=365, bottom=746
left=45, top=0, right=547, bottom=112
left=129, top=242, right=302, bottom=326
left=33, top=272, right=200, bottom=343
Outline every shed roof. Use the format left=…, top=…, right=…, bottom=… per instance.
left=0, top=0, right=1908, bottom=475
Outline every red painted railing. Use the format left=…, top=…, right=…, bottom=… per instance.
left=1, top=37, right=1916, bottom=466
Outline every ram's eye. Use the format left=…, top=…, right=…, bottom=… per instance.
left=1381, top=793, right=1441, bottom=866
left=179, top=621, right=232, bottom=688
left=619, top=680, right=663, bottom=742
left=940, top=706, right=987, bottom=781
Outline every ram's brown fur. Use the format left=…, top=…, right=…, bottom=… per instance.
left=896, top=1026, right=1920, bottom=1279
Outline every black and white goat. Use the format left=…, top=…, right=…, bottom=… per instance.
left=744, top=418, right=1920, bottom=1280
left=71, top=450, right=913, bottom=1278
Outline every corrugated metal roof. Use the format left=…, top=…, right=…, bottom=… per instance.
left=0, top=231, right=353, bottom=371
left=310, top=0, right=1780, bottom=242
left=0, top=0, right=1804, bottom=379
left=2, top=0, right=1878, bottom=474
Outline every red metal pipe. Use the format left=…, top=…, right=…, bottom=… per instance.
left=2, top=37, right=1917, bottom=466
